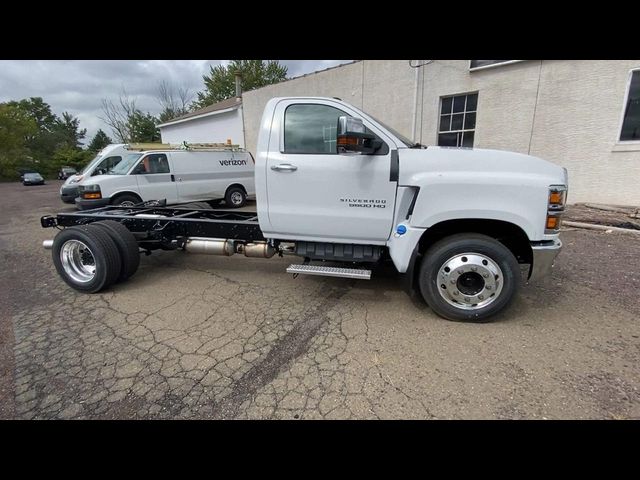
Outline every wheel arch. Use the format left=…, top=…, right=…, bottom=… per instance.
left=110, top=191, right=143, bottom=204
left=225, top=183, right=247, bottom=195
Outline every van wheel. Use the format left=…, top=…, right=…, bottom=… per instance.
left=225, top=187, right=246, bottom=208
left=52, top=225, right=122, bottom=293
left=111, top=194, right=140, bottom=207
left=91, top=220, right=140, bottom=282
left=418, top=233, right=521, bottom=323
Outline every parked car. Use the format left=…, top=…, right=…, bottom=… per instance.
left=18, top=168, right=37, bottom=181
left=23, top=172, right=45, bottom=185
left=73, top=147, right=255, bottom=210
left=58, top=166, right=77, bottom=180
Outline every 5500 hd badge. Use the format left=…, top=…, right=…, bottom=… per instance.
left=340, top=198, right=387, bottom=208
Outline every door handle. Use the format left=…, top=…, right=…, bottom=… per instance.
left=271, top=163, right=298, bottom=172
left=171, top=174, right=175, bottom=182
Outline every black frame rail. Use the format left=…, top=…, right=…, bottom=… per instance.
left=41, top=205, right=265, bottom=241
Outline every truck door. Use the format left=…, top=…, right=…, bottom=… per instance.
left=132, top=153, right=179, bottom=204
left=265, top=100, right=397, bottom=243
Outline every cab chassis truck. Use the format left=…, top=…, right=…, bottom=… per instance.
left=41, top=97, right=568, bottom=322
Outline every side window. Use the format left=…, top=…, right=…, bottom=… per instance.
left=284, top=104, right=387, bottom=155
left=620, top=70, right=640, bottom=141
left=135, top=154, right=170, bottom=174
left=92, top=155, right=122, bottom=175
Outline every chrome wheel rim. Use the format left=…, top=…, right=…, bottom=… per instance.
left=119, top=200, right=135, bottom=207
left=60, top=240, right=96, bottom=283
left=230, top=192, right=243, bottom=205
left=437, top=253, right=503, bottom=310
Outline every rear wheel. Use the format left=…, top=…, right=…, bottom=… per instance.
left=91, top=220, right=140, bottom=282
left=225, top=187, right=246, bottom=208
left=418, top=233, right=521, bottom=322
left=52, top=225, right=122, bottom=293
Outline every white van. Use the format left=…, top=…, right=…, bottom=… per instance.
left=60, top=144, right=128, bottom=203
left=74, top=147, right=255, bottom=210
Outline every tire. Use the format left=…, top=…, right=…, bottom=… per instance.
left=418, top=233, right=521, bottom=323
left=91, top=220, right=140, bottom=282
left=52, top=225, right=122, bottom=293
left=225, top=187, right=246, bottom=208
left=111, top=194, right=141, bottom=207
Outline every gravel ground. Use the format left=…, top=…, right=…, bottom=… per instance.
left=0, top=180, right=639, bottom=419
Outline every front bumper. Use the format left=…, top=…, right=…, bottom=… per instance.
left=75, top=196, right=110, bottom=210
left=528, top=238, right=562, bottom=282
left=60, top=185, right=79, bottom=203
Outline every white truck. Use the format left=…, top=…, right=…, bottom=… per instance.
left=41, top=96, right=567, bottom=322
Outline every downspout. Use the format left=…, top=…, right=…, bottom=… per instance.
left=411, top=60, right=420, bottom=142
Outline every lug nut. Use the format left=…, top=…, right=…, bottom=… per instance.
left=478, top=294, right=484, bottom=300
left=483, top=273, right=489, bottom=278
left=450, top=279, right=456, bottom=284
left=486, top=285, right=492, bottom=290
left=471, top=266, right=477, bottom=272
left=464, top=297, right=470, bottom=302
left=453, top=291, right=459, bottom=296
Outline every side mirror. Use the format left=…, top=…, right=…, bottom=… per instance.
left=337, top=116, right=380, bottom=154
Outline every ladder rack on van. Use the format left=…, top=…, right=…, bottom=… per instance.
left=124, top=142, right=244, bottom=152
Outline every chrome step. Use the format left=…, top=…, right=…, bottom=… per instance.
left=286, top=264, right=371, bottom=280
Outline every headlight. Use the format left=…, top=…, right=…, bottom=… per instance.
left=79, top=184, right=101, bottom=192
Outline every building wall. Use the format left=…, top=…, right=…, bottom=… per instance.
left=242, top=60, right=640, bottom=206
left=159, top=107, right=245, bottom=147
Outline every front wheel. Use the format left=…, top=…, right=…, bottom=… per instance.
left=418, top=233, right=521, bottom=322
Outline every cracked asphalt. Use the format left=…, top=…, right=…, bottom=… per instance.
left=1, top=180, right=639, bottom=419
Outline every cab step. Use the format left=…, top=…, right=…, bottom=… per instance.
left=286, top=264, right=371, bottom=280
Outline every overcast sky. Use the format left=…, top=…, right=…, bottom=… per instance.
left=0, top=60, right=352, bottom=145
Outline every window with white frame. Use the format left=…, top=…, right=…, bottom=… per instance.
left=620, top=70, right=640, bottom=141
left=469, top=60, right=521, bottom=70
left=438, top=93, right=477, bottom=147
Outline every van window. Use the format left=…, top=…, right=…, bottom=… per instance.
left=92, top=155, right=122, bottom=176
left=108, top=153, right=142, bottom=175
left=133, top=154, right=170, bottom=174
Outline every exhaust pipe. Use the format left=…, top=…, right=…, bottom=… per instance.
left=43, top=239, right=54, bottom=250
left=239, top=242, right=276, bottom=258
left=183, top=238, right=276, bottom=258
left=184, top=238, right=235, bottom=256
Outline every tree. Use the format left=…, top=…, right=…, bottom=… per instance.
left=157, top=80, right=193, bottom=122
left=128, top=111, right=160, bottom=143
left=193, top=60, right=288, bottom=108
left=54, top=111, right=87, bottom=149
left=51, top=146, right=94, bottom=172
left=87, top=129, right=113, bottom=152
left=100, top=89, right=160, bottom=143
left=7, top=97, right=59, bottom=163
left=0, top=103, right=37, bottom=179
left=100, top=90, right=138, bottom=143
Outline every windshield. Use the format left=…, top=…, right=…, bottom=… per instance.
left=365, top=113, right=414, bottom=147
left=25, top=173, right=40, bottom=179
left=79, top=154, right=102, bottom=175
left=108, top=153, right=142, bottom=175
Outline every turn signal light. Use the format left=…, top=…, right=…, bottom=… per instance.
left=546, top=215, right=560, bottom=231
left=82, top=192, right=102, bottom=199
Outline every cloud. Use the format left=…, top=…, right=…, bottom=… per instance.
left=0, top=60, right=351, bottom=144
